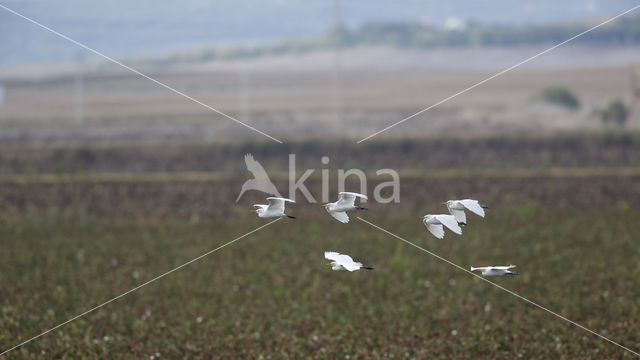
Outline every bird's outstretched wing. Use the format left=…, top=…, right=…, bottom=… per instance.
left=423, top=218, right=445, bottom=239
left=493, top=265, right=516, bottom=270
left=460, top=199, right=485, bottom=217
left=325, top=252, right=360, bottom=271
left=435, top=214, right=463, bottom=235
left=337, top=192, right=367, bottom=207
left=327, top=209, right=350, bottom=223
left=336, top=253, right=360, bottom=271
left=340, top=192, right=368, bottom=199
left=343, top=260, right=362, bottom=272
left=336, top=253, right=355, bottom=263
left=266, top=197, right=294, bottom=212
left=448, top=208, right=467, bottom=224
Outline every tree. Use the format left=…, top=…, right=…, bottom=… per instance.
left=595, top=99, right=629, bottom=127
left=533, top=86, right=580, bottom=109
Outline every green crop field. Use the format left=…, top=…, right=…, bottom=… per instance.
left=0, top=207, right=639, bottom=358
left=0, top=144, right=639, bottom=359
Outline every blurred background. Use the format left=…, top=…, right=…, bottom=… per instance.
left=1, top=1, right=639, bottom=358
left=2, top=0, right=640, bottom=141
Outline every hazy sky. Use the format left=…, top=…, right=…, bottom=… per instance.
left=1, top=0, right=638, bottom=64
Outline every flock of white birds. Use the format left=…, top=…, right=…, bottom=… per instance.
left=252, top=193, right=518, bottom=276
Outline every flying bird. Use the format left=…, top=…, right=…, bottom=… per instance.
left=251, top=197, right=296, bottom=218
left=422, top=214, right=463, bottom=239
left=324, top=251, right=373, bottom=271
left=442, top=199, right=488, bottom=225
left=470, top=265, right=518, bottom=277
left=236, top=153, right=282, bottom=202
left=323, top=192, right=368, bottom=223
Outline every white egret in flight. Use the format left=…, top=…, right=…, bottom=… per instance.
left=470, top=265, right=518, bottom=277
left=422, top=214, right=462, bottom=239
left=251, top=197, right=296, bottom=218
left=323, top=192, right=368, bottom=223
left=442, top=199, right=488, bottom=225
left=324, top=251, right=373, bottom=271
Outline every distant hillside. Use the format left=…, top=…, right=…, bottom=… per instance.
left=157, top=14, right=640, bottom=64
left=0, top=0, right=638, bottom=64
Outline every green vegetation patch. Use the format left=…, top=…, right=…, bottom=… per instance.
left=0, top=208, right=638, bottom=358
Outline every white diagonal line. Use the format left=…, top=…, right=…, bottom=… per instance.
left=0, top=218, right=280, bottom=357
left=356, top=217, right=640, bottom=358
left=0, top=3, right=283, bottom=144
left=356, top=3, right=640, bottom=143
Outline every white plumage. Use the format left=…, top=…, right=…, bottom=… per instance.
left=251, top=197, right=296, bottom=218
left=323, top=192, right=368, bottom=223
left=470, top=265, right=518, bottom=277
left=443, top=199, right=487, bottom=225
left=422, top=214, right=463, bottom=239
left=324, top=251, right=373, bottom=272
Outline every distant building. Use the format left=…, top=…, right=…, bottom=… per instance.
left=444, top=16, right=466, bottom=32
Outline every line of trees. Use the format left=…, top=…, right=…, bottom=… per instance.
left=347, top=16, right=640, bottom=48
left=156, top=14, right=640, bottom=64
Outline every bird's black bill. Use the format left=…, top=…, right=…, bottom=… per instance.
left=357, top=207, right=368, bottom=210
left=458, top=222, right=467, bottom=226
left=481, top=205, right=489, bottom=209
left=361, top=266, right=374, bottom=270
left=287, top=215, right=296, bottom=219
